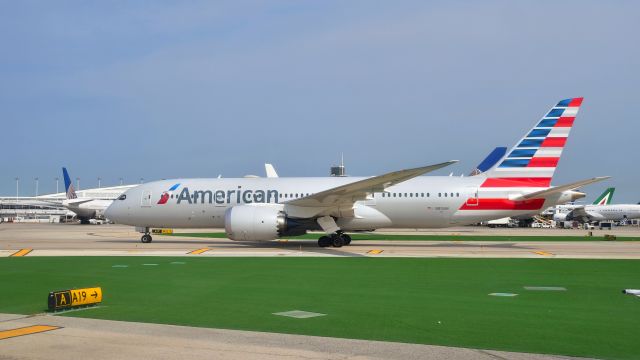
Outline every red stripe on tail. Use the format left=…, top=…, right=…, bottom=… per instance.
left=555, top=117, right=575, bottom=127
left=540, top=137, right=566, bottom=147
left=527, top=157, right=559, bottom=167
left=568, top=98, right=583, bottom=107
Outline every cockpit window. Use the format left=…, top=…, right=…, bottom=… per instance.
left=118, top=194, right=127, bottom=201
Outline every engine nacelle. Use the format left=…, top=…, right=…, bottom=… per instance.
left=224, top=205, right=286, bottom=241
left=553, top=213, right=567, bottom=222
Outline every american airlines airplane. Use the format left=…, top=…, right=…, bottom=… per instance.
left=105, top=97, right=608, bottom=246
left=553, top=188, right=640, bottom=223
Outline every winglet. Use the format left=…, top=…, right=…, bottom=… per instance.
left=265, top=163, right=278, bottom=178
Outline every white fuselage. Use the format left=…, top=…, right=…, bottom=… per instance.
left=63, top=199, right=113, bottom=220
left=106, top=176, right=580, bottom=230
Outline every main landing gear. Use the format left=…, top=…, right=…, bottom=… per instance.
left=316, top=216, right=351, bottom=248
left=318, top=233, right=351, bottom=248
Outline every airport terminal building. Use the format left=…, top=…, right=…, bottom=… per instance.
left=0, top=185, right=134, bottom=223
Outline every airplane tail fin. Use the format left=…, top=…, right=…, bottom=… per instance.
left=480, top=97, right=583, bottom=188
left=62, top=167, right=77, bottom=199
left=593, top=187, right=615, bottom=205
left=469, top=147, right=507, bottom=176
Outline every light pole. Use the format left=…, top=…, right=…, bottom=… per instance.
left=15, top=177, right=19, bottom=201
left=34, top=177, right=39, bottom=197
left=98, top=177, right=101, bottom=188
left=76, top=177, right=80, bottom=191
left=140, top=177, right=144, bottom=184
left=55, top=177, right=59, bottom=194
left=119, top=177, right=123, bottom=186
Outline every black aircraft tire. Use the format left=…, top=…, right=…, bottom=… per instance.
left=318, top=236, right=330, bottom=247
left=141, top=234, right=153, bottom=243
left=342, top=234, right=352, bottom=245
left=331, top=235, right=344, bottom=248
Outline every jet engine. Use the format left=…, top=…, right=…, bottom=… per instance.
left=224, top=205, right=318, bottom=241
left=553, top=212, right=567, bottom=222
left=224, top=205, right=285, bottom=241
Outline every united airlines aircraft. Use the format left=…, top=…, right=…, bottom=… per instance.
left=61, top=167, right=118, bottom=223
left=105, top=98, right=608, bottom=246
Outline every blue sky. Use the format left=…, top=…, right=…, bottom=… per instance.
left=2, top=1, right=639, bottom=202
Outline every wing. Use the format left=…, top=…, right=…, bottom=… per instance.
left=287, top=160, right=457, bottom=209
left=63, top=199, right=94, bottom=207
left=516, top=177, right=610, bottom=200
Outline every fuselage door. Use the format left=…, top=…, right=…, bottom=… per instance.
left=465, top=187, right=479, bottom=206
left=141, top=190, right=152, bottom=207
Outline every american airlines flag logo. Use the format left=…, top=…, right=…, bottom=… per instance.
left=158, top=183, right=181, bottom=205
left=459, top=98, right=584, bottom=212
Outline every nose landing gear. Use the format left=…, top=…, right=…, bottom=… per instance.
left=141, top=234, right=153, bottom=243
left=136, top=227, right=153, bottom=243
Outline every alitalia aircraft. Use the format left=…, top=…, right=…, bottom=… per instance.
left=553, top=188, right=640, bottom=223
left=105, top=97, right=608, bottom=246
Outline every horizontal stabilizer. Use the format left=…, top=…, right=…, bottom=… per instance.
left=516, top=176, right=611, bottom=200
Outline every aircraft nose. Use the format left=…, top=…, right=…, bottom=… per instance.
left=104, top=201, right=121, bottom=223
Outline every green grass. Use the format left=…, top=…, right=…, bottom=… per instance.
left=168, top=231, right=640, bottom=241
left=2, top=257, right=639, bottom=359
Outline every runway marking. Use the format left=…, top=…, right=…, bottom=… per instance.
left=534, top=251, right=553, bottom=256
left=489, top=293, right=518, bottom=297
left=112, top=265, right=129, bottom=268
left=170, top=261, right=186, bottom=265
left=188, top=248, right=211, bottom=255
left=524, top=286, right=566, bottom=291
left=142, top=263, right=158, bottom=266
left=367, top=249, right=384, bottom=255
left=273, top=310, right=326, bottom=319
left=10, top=249, right=32, bottom=257
left=0, top=325, right=60, bottom=340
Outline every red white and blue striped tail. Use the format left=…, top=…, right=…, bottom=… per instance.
left=481, top=97, right=583, bottom=188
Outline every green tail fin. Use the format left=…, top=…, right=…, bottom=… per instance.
left=593, top=188, right=615, bottom=205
